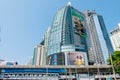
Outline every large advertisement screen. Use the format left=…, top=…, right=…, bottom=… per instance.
left=48, top=52, right=65, bottom=65
left=67, top=52, right=85, bottom=65
left=71, top=9, right=86, bottom=38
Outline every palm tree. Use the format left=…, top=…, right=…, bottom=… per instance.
left=107, top=51, right=120, bottom=74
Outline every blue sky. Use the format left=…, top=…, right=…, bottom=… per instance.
left=0, top=0, right=120, bottom=65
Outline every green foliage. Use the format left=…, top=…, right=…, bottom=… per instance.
left=107, top=51, right=120, bottom=74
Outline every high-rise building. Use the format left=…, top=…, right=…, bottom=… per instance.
left=35, top=3, right=113, bottom=66
left=32, top=27, right=51, bottom=66
left=32, top=44, right=45, bottom=66
left=110, top=23, right=120, bottom=51
left=44, top=27, right=51, bottom=65
left=46, top=3, right=88, bottom=66
left=85, top=10, right=113, bottom=64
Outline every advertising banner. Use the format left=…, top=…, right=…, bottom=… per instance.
left=48, top=52, right=65, bottom=65
left=72, top=9, right=87, bottom=38
left=67, top=52, right=85, bottom=65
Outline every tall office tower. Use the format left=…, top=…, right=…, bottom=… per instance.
left=44, top=27, right=51, bottom=64
left=47, top=3, right=88, bottom=66
left=32, top=44, right=45, bottom=66
left=110, top=23, right=120, bottom=51
left=32, top=27, right=51, bottom=66
left=85, top=10, right=113, bottom=64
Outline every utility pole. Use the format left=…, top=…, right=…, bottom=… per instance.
left=109, top=52, right=117, bottom=80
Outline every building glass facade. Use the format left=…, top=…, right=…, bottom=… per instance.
left=48, top=7, right=65, bottom=55
left=35, top=4, right=113, bottom=66
left=47, top=4, right=88, bottom=65
left=85, top=10, right=113, bottom=64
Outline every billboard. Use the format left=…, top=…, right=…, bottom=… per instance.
left=71, top=9, right=87, bottom=38
left=53, top=54, right=57, bottom=65
left=48, top=52, right=65, bottom=65
left=0, top=61, right=18, bottom=66
left=67, top=52, right=86, bottom=65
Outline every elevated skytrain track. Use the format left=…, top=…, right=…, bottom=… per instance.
left=0, top=65, right=120, bottom=80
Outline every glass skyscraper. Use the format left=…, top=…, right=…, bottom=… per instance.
left=36, top=3, right=113, bottom=66
left=47, top=3, right=88, bottom=65
left=85, top=10, right=113, bottom=64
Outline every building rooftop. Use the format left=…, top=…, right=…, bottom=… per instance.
left=110, top=23, right=120, bottom=35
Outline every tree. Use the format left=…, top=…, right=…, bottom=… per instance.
left=107, top=51, right=120, bottom=74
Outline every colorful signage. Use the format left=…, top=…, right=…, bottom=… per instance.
left=72, top=9, right=87, bottom=38
left=48, top=52, right=65, bottom=65
left=67, top=52, right=85, bottom=65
